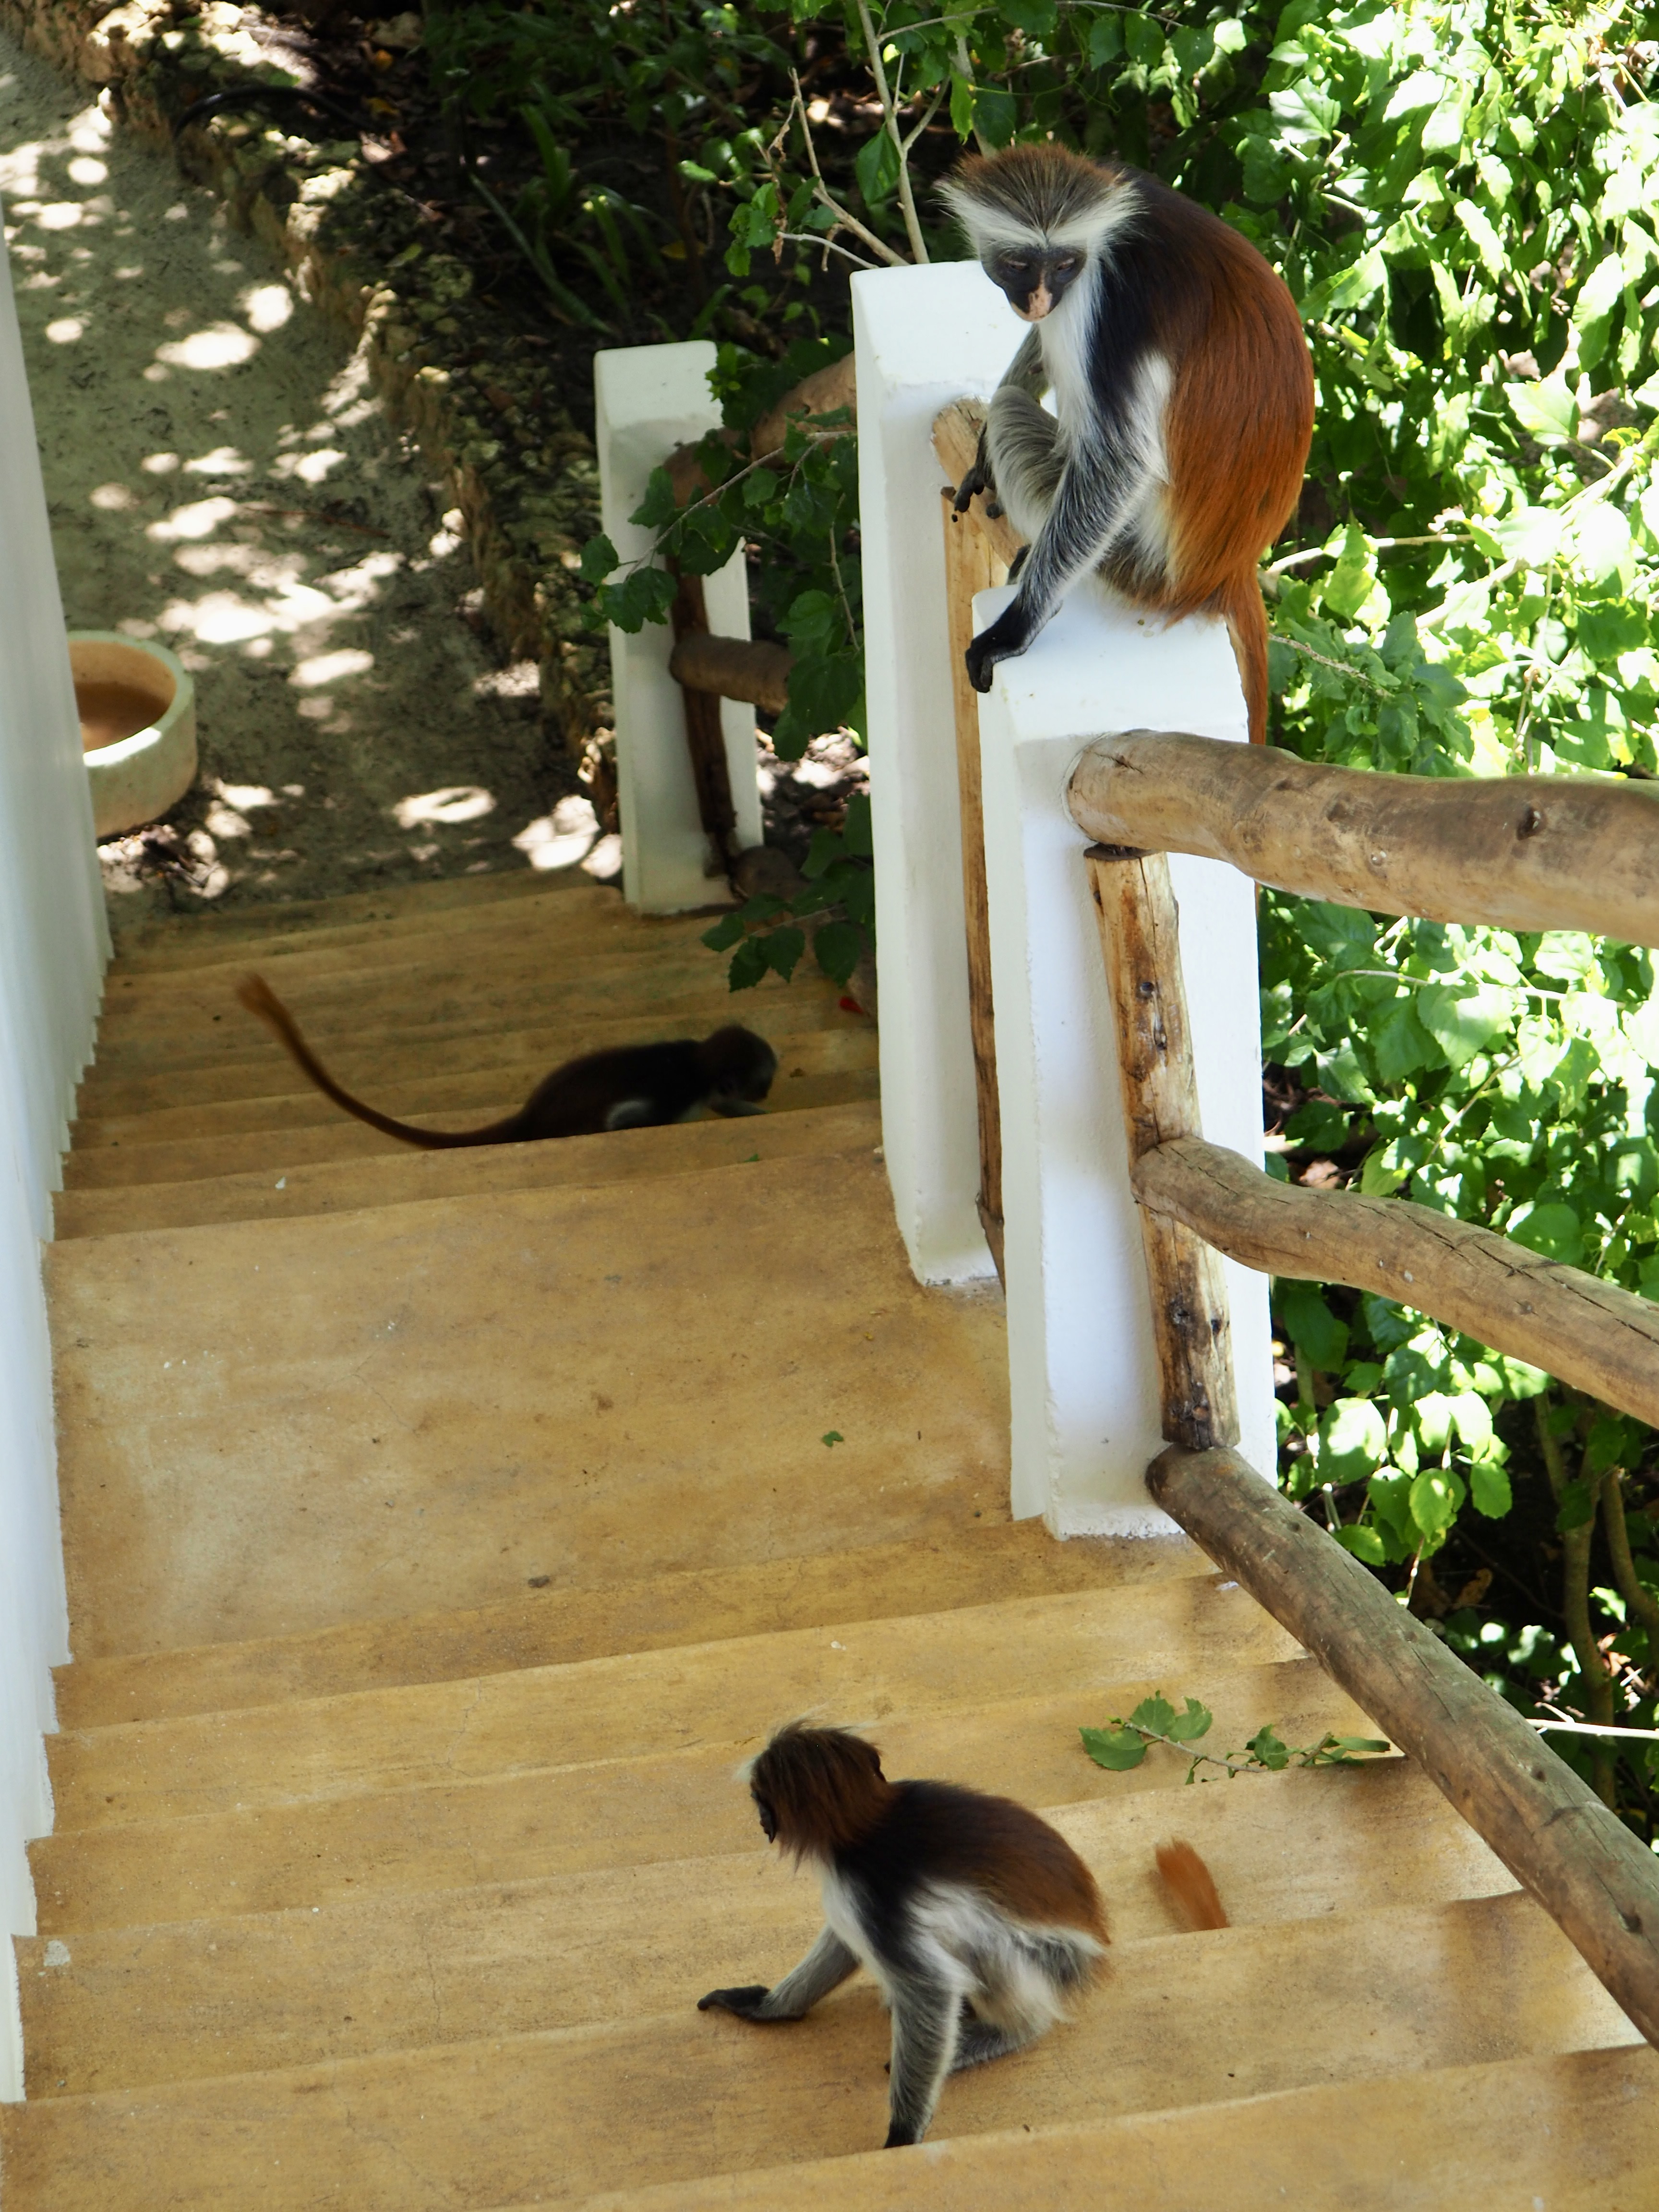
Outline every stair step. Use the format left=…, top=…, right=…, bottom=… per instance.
left=56, top=1513, right=1194, bottom=1728
left=15, top=1760, right=1512, bottom=2098
left=73, top=977, right=844, bottom=1116
left=48, top=1578, right=1299, bottom=1833
left=48, top=1149, right=1004, bottom=1659
left=103, top=897, right=714, bottom=998
left=108, top=866, right=613, bottom=962
left=69, top=1011, right=874, bottom=1154
left=31, top=1658, right=1364, bottom=1931
left=87, top=947, right=788, bottom=1072
left=0, top=1892, right=1633, bottom=2211
left=60, top=1068, right=880, bottom=1202
left=54, top=1097, right=885, bottom=1238
left=553, top=2046, right=1659, bottom=2212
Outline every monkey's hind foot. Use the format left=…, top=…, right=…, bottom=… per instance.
left=697, top=1984, right=771, bottom=2019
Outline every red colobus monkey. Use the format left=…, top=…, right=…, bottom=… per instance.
left=698, top=1723, right=1110, bottom=2148
left=236, top=974, right=777, bottom=1146
left=940, top=145, right=1314, bottom=745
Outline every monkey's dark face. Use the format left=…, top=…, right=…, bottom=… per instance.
left=988, top=246, right=1084, bottom=323
left=703, top=1027, right=779, bottom=1106
left=753, top=1792, right=779, bottom=1844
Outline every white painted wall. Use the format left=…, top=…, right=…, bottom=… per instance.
left=851, top=261, right=1023, bottom=1284
left=976, top=580, right=1275, bottom=1535
left=593, top=341, right=762, bottom=914
left=0, top=208, right=108, bottom=2098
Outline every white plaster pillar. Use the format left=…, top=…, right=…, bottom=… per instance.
left=976, top=581, right=1277, bottom=1535
left=0, top=200, right=107, bottom=2099
left=593, top=342, right=762, bottom=914
left=851, top=263, right=1024, bottom=1283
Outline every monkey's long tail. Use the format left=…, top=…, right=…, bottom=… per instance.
left=1219, top=570, right=1270, bottom=746
left=235, top=974, right=518, bottom=1150
left=1154, top=1838, right=1229, bottom=1931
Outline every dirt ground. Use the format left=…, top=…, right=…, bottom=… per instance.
left=0, top=22, right=603, bottom=923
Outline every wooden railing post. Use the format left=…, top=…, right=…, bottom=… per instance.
left=1085, top=846, right=1238, bottom=1451
left=940, top=483, right=1007, bottom=1280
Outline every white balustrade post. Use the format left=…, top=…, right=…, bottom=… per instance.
left=976, top=584, right=1277, bottom=1533
left=593, top=342, right=762, bottom=914
left=851, top=263, right=1023, bottom=1284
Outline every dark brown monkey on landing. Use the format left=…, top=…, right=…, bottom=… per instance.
left=941, top=144, right=1314, bottom=743
left=236, top=974, right=778, bottom=1147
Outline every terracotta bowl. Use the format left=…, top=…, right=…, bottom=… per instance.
left=69, top=633, right=197, bottom=840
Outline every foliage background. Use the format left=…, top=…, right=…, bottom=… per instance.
left=429, top=0, right=1659, bottom=1834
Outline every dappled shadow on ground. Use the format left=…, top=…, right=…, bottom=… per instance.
left=0, top=29, right=602, bottom=918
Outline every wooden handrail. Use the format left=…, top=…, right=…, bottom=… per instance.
left=933, top=401, right=1017, bottom=1280
left=668, top=632, right=793, bottom=714
left=1068, top=730, right=1659, bottom=948
left=1151, top=1443, right=1659, bottom=2051
left=1134, top=1135, right=1659, bottom=1430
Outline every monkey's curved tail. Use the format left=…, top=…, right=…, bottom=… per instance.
left=1154, top=1837, right=1229, bottom=1931
left=1219, top=571, right=1270, bottom=746
left=236, top=974, right=518, bottom=1150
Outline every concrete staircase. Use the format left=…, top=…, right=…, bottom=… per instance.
left=4, top=869, right=1655, bottom=2207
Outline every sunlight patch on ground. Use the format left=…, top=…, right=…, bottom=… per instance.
left=291, top=647, right=375, bottom=688
left=513, top=794, right=601, bottom=873
left=155, top=323, right=260, bottom=372
left=240, top=283, right=292, bottom=333
left=394, top=786, right=495, bottom=829
left=44, top=315, right=82, bottom=341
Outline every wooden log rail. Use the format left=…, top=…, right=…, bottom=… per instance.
left=1082, top=834, right=1659, bottom=2055
left=667, top=632, right=793, bottom=714
left=1069, top=728, right=1659, bottom=947
left=1136, top=1134, right=1659, bottom=1431
left=1151, top=1443, right=1659, bottom=2051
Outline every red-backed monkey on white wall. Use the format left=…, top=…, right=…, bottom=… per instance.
left=942, top=145, right=1313, bottom=744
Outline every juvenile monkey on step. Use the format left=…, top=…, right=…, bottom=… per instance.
left=940, top=144, right=1314, bottom=743
left=236, top=974, right=777, bottom=1145
left=699, top=1722, right=1110, bottom=2148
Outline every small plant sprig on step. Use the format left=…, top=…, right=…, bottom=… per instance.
left=1081, top=1695, right=1389, bottom=1786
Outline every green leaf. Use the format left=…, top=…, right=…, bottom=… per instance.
left=1334, top=1523, right=1387, bottom=1564
left=1164, top=1697, right=1214, bottom=1744
left=1470, top=1460, right=1513, bottom=1517
left=629, top=466, right=680, bottom=532
left=821, top=1430, right=844, bottom=1446
left=1415, top=983, right=1516, bottom=1071
left=813, top=918, right=865, bottom=987
left=727, top=936, right=769, bottom=992
left=1128, top=1694, right=1179, bottom=1736
left=1556, top=1478, right=1598, bottom=1533
left=1319, top=1397, right=1389, bottom=1484
left=577, top=531, right=618, bottom=585
left=1080, top=1725, right=1148, bottom=1771
left=1505, top=1201, right=1583, bottom=1264
left=854, top=127, right=899, bottom=207
left=1245, top=1725, right=1290, bottom=1770
left=1276, top=1281, right=1349, bottom=1372
left=1409, top=1466, right=1460, bottom=1538
left=1506, top=375, right=1578, bottom=446
left=949, top=71, right=975, bottom=142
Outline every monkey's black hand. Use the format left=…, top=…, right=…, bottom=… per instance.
left=951, top=428, right=996, bottom=517
left=965, top=603, right=1034, bottom=694
left=697, top=1985, right=771, bottom=2019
